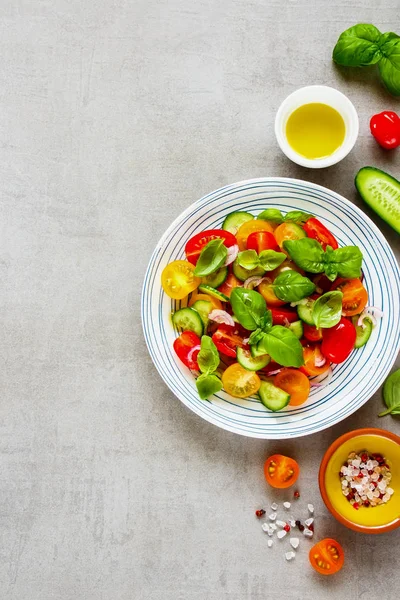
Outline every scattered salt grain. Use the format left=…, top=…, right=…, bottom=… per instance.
left=283, top=502, right=291, bottom=509
left=303, top=528, right=313, bottom=538
left=304, top=518, right=314, bottom=527
left=277, top=530, right=287, bottom=539
left=262, top=523, right=270, bottom=533
left=269, top=523, right=277, bottom=531
left=271, top=502, right=278, bottom=511
left=276, top=520, right=286, bottom=528
left=269, top=513, right=277, bottom=521
left=307, top=504, right=314, bottom=514
left=289, top=519, right=296, bottom=528
left=285, top=551, right=296, bottom=561
left=289, top=537, right=299, bottom=549
left=267, top=539, right=273, bottom=548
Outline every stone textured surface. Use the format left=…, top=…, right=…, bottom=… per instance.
left=0, top=1, right=399, bottom=599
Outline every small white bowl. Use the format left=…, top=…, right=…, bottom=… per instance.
left=275, top=85, right=359, bottom=169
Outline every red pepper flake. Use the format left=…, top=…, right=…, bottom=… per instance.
left=293, top=490, right=300, bottom=499
left=353, top=503, right=359, bottom=510
left=308, top=523, right=314, bottom=532
left=283, top=524, right=290, bottom=532
left=255, top=509, right=266, bottom=518
left=361, top=453, right=368, bottom=462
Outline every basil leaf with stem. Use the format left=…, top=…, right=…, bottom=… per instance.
left=258, top=250, right=286, bottom=271
left=194, top=239, right=228, bottom=277
left=196, top=373, right=223, bottom=400
left=273, top=270, right=316, bottom=302
left=379, top=368, right=400, bottom=416
left=258, top=326, right=304, bottom=367
left=257, top=208, right=284, bottom=223
left=312, top=291, right=343, bottom=328
left=325, top=246, right=363, bottom=279
left=283, top=238, right=325, bottom=273
left=230, top=288, right=267, bottom=331
left=379, top=36, right=400, bottom=96
left=333, top=23, right=383, bottom=66
left=237, top=250, right=259, bottom=270
left=197, top=335, right=220, bottom=375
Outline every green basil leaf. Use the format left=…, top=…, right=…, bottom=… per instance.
left=230, top=288, right=267, bottom=331
left=237, top=250, right=259, bottom=270
left=379, top=36, right=400, bottom=96
left=258, top=250, right=286, bottom=271
left=325, top=246, right=363, bottom=279
left=257, top=208, right=284, bottom=223
left=312, top=291, right=343, bottom=328
left=196, top=373, right=223, bottom=400
left=248, top=328, right=265, bottom=346
left=259, top=311, right=272, bottom=332
left=283, top=238, right=325, bottom=273
left=197, top=335, right=220, bottom=375
left=258, top=326, right=304, bottom=367
left=379, top=368, right=400, bottom=416
left=333, top=24, right=382, bottom=66
left=273, top=270, right=316, bottom=302
left=284, top=211, right=313, bottom=224
left=194, top=239, right=227, bottom=277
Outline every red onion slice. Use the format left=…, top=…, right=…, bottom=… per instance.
left=265, top=368, right=283, bottom=376
left=187, top=345, right=201, bottom=364
left=310, top=366, right=332, bottom=387
left=244, top=275, right=271, bottom=290
left=314, top=354, right=326, bottom=367
left=209, top=309, right=235, bottom=327
left=224, top=244, right=239, bottom=266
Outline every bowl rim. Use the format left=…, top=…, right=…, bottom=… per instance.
left=319, top=427, right=400, bottom=534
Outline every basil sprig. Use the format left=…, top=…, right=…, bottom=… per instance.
left=312, top=291, right=343, bottom=328
left=379, top=368, right=400, bottom=417
left=333, top=24, right=400, bottom=96
left=257, top=209, right=313, bottom=224
left=273, top=270, right=316, bottom=302
left=237, top=249, right=286, bottom=271
left=283, top=238, right=363, bottom=282
left=230, top=288, right=268, bottom=331
left=196, top=336, right=222, bottom=400
left=194, top=239, right=227, bottom=277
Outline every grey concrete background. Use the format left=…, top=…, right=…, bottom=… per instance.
left=1, top=1, right=399, bottom=599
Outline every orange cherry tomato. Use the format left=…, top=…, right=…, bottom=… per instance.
left=274, top=222, right=306, bottom=249
left=236, top=220, right=274, bottom=251
left=217, top=272, right=242, bottom=298
left=188, top=293, right=223, bottom=310
left=300, top=346, right=331, bottom=377
left=274, top=368, right=310, bottom=406
left=309, top=538, right=344, bottom=575
left=330, top=278, right=368, bottom=317
left=258, top=279, right=286, bottom=307
left=221, top=363, right=261, bottom=398
left=264, top=454, right=300, bottom=489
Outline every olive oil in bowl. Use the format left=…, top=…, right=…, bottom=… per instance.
left=286, top=103, right=346, bottom=160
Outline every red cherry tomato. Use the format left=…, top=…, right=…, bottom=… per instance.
left=303, top=323, right=323, bottom=342
left=173, top=331, right=201, bottom=369
left=270, top=307, right=298, bottom=325
left=303, top=218, right=338, bottom=251
left=370, top=111, right=400, bottom=150
left=212, top=325, right=246, bottom=358
left=185, top=229, right=237, bottom=265
left=246, top=231, right=278, bottom=252
left=322, top=318, right=356, bottom=364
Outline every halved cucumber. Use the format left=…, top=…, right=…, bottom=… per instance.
left=258, top=381, right=290, bottom=412
left=198, top=284, right=229, bottom=302
left=297, top=299, right=315, bottom=325
left=232, top=258, right=266, bottom=282
left=191, top=299, right=212, bottom=329
left=237, top=347, right=270, bottom=371
left=172, top=307, right=203, bottom=336
left=201, top=266, right=228, bottom=288
left=355, top=167, right=400, bottom=234
left=222, top=211, right=254, bottom=233
left=352, top=315, right=373, bottom=348
left=288, top=320, right=304, bottom=339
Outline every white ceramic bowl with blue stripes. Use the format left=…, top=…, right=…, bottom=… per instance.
left=142, top=178, right=400, bottom=439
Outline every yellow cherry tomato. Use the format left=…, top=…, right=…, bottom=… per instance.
left=258, top=280, right=286, bottom=307
left=274, top=222, right=306, bottom=250
left=222, top=363, right=261, bottom=398
left=161, top=260, right=201, bottom=300
left=236, top=220, right=274, bottom=251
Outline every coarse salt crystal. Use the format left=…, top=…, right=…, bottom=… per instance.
left=366, top=460, right=374, bottom=470
left=271, top=502, right=278, bottom=511
left=267, top=539, right=273, bottom=548
left=290, top=537, right=300, bottom=549
left=289, top=520, right=296, bottom=528
left=283, top=502, right=291, bottom=509
left=277, top=530, right=287, bottom=539
left=383, top=493, right=391, bottom=503
left=351, top=459, right=361, bottom=468
left=303, top=528, right=313, bottom=538
left=262, top=523, right=270, bottom=532
left=285, top=551, right=296, bottom=561
left=373, top=489, right=380, bottom=498
left=268, top=529, right=274, bottom=537
left=307, top=504, right=314, bottom=514
left=270, top=523, right=277, bottom=531
left=387, top=487, right=394, bottom=495
left=304, top=518, right=314, bottom=527
left=269, top=513, right=277, bottom=521
left=367, top=492, right=374, bottom=500
left=378, top=481, right=387, bottom=491
left=276, top=520, right=286, bottom=528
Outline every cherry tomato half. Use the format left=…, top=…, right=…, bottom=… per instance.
left=217, top=272, right=242, bottom=298
left=303, top=323, right=323, bottom=342
left=161, top=260, right=201, bottom=299
left=275, top=368, right=310, bottom=406
left=236, top=220, right=273, bottom=251
left=258, top=279, right=286, bottom=307
left=300, top=345, right=331, bottom=377
left=313, top=273, right=333, bottom=294
left=189, top=292, right=222, bottom=311
left=246, top=231, right=278, bottom=253
left=212, top=325, right=246, bottom=358
left=222, top=363, right=261, bottom=398
left=185, top=229, right=237, bottom=265
left=309, top=538, right=344, bottom=575
left=173, top=331, right=201, bottom=370
left=270, top=307, right=298, bottom=325
left=303, top=217, right=338, bottom=251
left=274, top=222, right=306, bottom=249
left=330, top=278, right=368, bottom=317
left=322, top=317, right=356, bottom=364
left=264, top=454, right=300, bottom=489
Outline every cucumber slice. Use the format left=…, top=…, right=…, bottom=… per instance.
left=201, top=266, right=228, bottom=288
left=198, top=284, right=229, bottom=302
left=232, top=258, right=266, bottom=282
left=297, top=299, right=315, bottom=325
left=355, top=167, right=400, bottom=234
left=288, top=320, right=304, bottom=339
left=237, top=347, right=270, bottom=371
left=172, top=307, right=203, bottom=336
left=352, top=316, right=373, bottom=348
left=222, top=211, right=254, bottom=233
left=191, top=300, right=212, bottom=329
left=258, top=381, right=290, bottom=412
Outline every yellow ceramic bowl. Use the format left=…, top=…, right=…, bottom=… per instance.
left=319, top=428, right=400, bottom=534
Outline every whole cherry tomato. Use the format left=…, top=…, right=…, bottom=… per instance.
left=322, top=317, right=356, bottom=364
left=370, top=111, right=400, bottom=150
